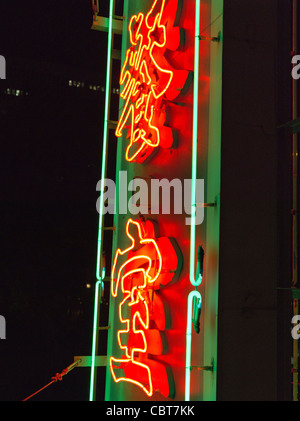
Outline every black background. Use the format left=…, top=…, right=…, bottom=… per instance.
left=0, top=0, right=110, bottom=401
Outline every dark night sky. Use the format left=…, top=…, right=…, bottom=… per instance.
left=0, top=0, right=111, bottom=401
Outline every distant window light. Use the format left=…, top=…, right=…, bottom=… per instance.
left=4, top=88, right=26, bottom=96
left=68, top=80, right=85, bottom=88
left=88, top=84, right=104, bottom=92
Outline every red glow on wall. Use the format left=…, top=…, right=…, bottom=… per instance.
left=115, top=0, right=191, bottom=163
left=109, top=218, right=182, bottom=397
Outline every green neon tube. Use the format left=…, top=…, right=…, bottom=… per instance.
left=89, top=0, right=114, bottom=401
left=89, top=279, right=101, bottom=401
left=185, top=290, right=202, bottom=401
left=189, top=0, right=201, bottom=288
left=185, top=0, right=201, bottom=402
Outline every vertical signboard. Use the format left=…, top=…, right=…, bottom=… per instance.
left=95, top=0, right=223, bottom=401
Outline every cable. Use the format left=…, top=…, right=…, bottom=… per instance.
left=22, top=359, right=81, bottom=401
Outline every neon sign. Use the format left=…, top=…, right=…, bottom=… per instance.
left=90, top=0, right=221, bottom=403
left=109, top=218, right=182, bottom=397
left=115, top=0, right=191, bottom=163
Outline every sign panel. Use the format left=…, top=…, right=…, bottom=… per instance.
left=100, top=0, right=223, bottom=401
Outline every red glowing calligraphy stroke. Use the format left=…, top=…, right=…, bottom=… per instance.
left=111, top=219, right=162, bottom=299
left=109, top=218, right=181, bottom=397
left=109, top=218, right=162, bottom=396
left=110, top=285, right=153, bottom=396
left=115, top=0, right=188, bottom=163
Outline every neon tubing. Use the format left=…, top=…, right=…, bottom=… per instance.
left=115, top=0, right=181, bottom=163
left=90, top=268, right=106, bottom=401
left=189, top=0, right=201, bottom=288
left=89, top=279, right=101, bottom=401
left=89, top=0, right=114, bottom=402
left=185, top=0, right=201, bottom=402
left=109, top=218, right=163, bottom=396
left=185, top=290, right=202, bottom=401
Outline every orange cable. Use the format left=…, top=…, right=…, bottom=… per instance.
left=22, top=359, right=81, bottom=401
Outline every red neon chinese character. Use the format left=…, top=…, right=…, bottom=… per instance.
left=109, top=218, right=182, bottom=397
left=115, top=0, right=191, bottom=163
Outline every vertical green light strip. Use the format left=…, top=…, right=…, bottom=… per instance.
left=189, top=0, right=201, bottom=288
left=89, top=0, right=114, bottom=402
left=96, top=0, right=114, bottom=284
left=185, top=290, right=202, bottom=401
left=89, top=279, right=101, bottom=401
left=185, top=0, right=201, bottom=402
